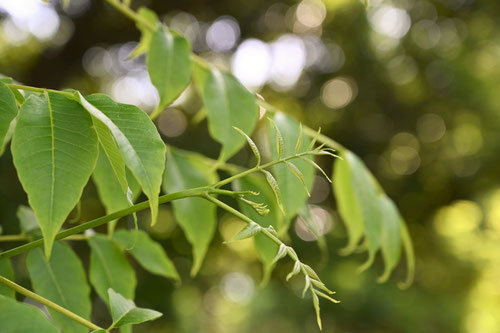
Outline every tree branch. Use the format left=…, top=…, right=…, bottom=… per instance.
left=0, top=275, right=104, bottom=331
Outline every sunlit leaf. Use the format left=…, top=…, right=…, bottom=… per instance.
left=147, top=26, right=192, bottom=110
left=334, top=150, right=383, bottom=270
left=346, top=151, right=383, bottom=271
left=26, top=242, right=91, bottom=333
left=0, top=296, right=59, bottom=333
left=108, top=288, right=162, bottom=328
left=88, top=235, right=136, bottom=303
left=92, top=113, right=128, bottom=194
left=11, top=92, right=98, bottom=258
left=399, top=221, right=415, bottom=289
left=193, top=63, right=258, bottom=162
left=377, top=196, right=403, bottom=283
left=113, top=229, right=180, bottom=281
left=79, top=93, right=166, bottom=226
left=163, top=148, right=218, bottom=275
left=333, top=153, right=364, bottom=254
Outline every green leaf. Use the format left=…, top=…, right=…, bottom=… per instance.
left=272, top=243, right=288, bottom=265
left=268, top=113, right=314, bottom=228
left=0, top=296, right=59, bottom=333
left=233, top=126, right=260, bottom=166
left=92, top=113, right=128, bottom=194
left=193, top=64, right=259, bottom=162
left=268, top=117, right=284, bottom=159
left=299, top=156, right=332, bottom=183
left=333, top=153, right=363, bottom=254
left=147, top=26, right=192, bottom=110
left=128, top=7, right=159, bottom=59
left=0, top=258, right=15, bottom=298
left=285, top=161, right=310, bottom=197
left=26, top=242, right=91, bottom=333
left=295, top=123, right=303, bottom=154
left=108, top=289, right=162, bottom=329
left=93, top=146, right=141, bottom=233
left=0, top=81, right=17, bottom=153
left=334, top=150, right=383, bottom=270
left=113, top=229, right=180, bottom=281
left=0, top=117, right=16, bottom=156
left=286, top=260, right=301, bottom=281
left=11, top=92, right=98, bottom=258
left=80, top=93, right=166, bottom=226
left=164, top=148, right=218, bottom=275
left=234, top=174, right=283, bottom=284
left=231, top=222, right=262, bottom=241
left=16, top=205, right=39, bottom=234
left=88, top=235, right=136, bottom=303
left=312, top=290, right=322, bottom=330
left=261, top=169, right=285, bottom=215
left=0, top=77, right=25, bottom=105
left=399, top=220, right=415, bottom=289
left=377, top=196, right=403, bottom=283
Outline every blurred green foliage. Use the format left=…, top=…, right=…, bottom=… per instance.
left=1, top=0, right=499, bottom=332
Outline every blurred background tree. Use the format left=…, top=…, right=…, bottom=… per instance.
left=1, top=0, right=499, bottom=332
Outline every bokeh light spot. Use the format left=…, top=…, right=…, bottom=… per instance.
left=321, top=77, right=357, bottom=109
